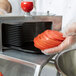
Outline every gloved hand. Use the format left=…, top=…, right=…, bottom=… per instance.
left=42, top=22, right=76, bottom=55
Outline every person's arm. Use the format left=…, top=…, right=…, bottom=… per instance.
left=42, top=1, right=76, bottom=55
left=0, top=0, right=12, bottom=14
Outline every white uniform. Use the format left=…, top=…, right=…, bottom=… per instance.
left=8, top=0, right=76, bottom=23
left=8, top=0, right=24, bottom=15
left=62, top=0, right=76, bottom=32
left=36, top=0, right=76, bottom=31
left=8, top=0, right=76, bottom=30
left=36, top=0, right=68, bottom=15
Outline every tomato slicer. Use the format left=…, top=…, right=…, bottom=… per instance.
left=0, top=15, right=62, bottom=76
left=1, top=15, right=62, bottom=53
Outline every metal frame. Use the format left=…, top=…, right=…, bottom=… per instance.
left=0, top=15, right=62, bottom=76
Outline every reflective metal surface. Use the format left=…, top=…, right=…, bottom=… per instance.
left=0, top=57, right=58, bottom=76
left=0, top=15, right=62, bottom=30
left=0, top=22, right=2, bottom=53
left=56, top=49, right=76, bottom=76
left=0, top=49, right=54, bottom=76
left=0, top=58, right=35, bottom=76
left=40, top=62, right=57, bottom=76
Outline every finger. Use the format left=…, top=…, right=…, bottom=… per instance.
left=64, top=23, right=76, bottom=37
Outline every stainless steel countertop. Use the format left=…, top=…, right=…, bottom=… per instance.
left=0, top=50, right=54, bottom=65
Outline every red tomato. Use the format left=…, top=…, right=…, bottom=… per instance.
left=0, top=72, right=3, bottom=76
left=48, top=30, right=65, bottom=41
left=44, top=30, right=65, bottom=41
left=34, top=37, right=61, bottom=50
left=34, top=35, right=47, bottom=48
left=21, top=1, right=33, bottom=12
left=34, top=33, right=62, bottom=50
left=34, top=38, right=46, bottom=50
left=40, top=33, right=62, bottom=45
left=33, top=30, right=65, bottom=50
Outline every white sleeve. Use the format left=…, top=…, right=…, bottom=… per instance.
left=36, top=0, right=67, bottom=15
left=0, top=8, right=7, bottom=15
left=62, top=0, right=76, bottom=33
left=61, top=0, right=76, bottom=50
left=8, top=0, right=24, bottom=15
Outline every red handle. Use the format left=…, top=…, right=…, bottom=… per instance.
left=0, top=72, right=3, bottom=76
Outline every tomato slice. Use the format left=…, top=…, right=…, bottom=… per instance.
left=40, top=33, right=62, bottom=45
left=44, top=30, right=65, bottom=41
left=34, top=38, right=61, bottom=50
left=34, top=36, right=47, bottom=50
left=34, top=43, right=44, bottom=50
left=34, top=35, right=49, bottom=48
left=34, top=33, right=62, bottom=50
left=34, top=35, right=52, bottom=50
left=48, top=30, right=65, bottom=41
left=34, top=40, right=49, bottom=50
left=33, top=30, right=65, bottom=50
left=34, top=41, right=44, bottom=50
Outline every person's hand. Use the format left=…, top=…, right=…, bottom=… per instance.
left=42, top=22, right=76, bottom=55
left=0, top=0, right=12, bottom=15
